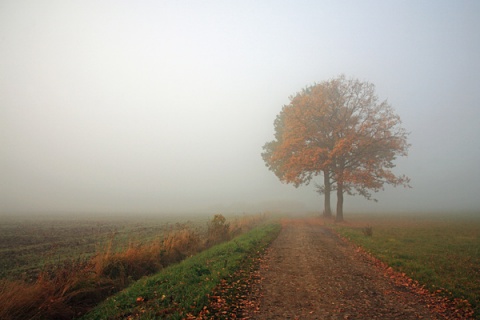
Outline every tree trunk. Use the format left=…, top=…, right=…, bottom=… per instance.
left=323, top=171, right=332, bottom=218
left=336, top=182, right=344, bottom=222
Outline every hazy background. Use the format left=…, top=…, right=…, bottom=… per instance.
left=1, top=0, right=479, bottom=215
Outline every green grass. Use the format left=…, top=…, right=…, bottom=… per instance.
left=330, top=213, right=480, bottom=318
left=81, top=223, right=281, bottom=320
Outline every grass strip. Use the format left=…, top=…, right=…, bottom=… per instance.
left=330, top=214, right=480, bottom=319
left=81, top=223, right=281, bottom=320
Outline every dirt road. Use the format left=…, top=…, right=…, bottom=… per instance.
left=245, top=218, right=467, bottom=320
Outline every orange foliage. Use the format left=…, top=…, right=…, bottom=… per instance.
left=262, top=75, right=410, bottom=220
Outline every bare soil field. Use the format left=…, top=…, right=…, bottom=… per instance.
left=244, top=218, right=472, bottom=319
left=0, top=213, right=207, bottom=279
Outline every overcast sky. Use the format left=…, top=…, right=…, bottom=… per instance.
left=1, top=0, right=479, bottom=215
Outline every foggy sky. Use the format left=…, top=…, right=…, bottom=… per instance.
left=1, top=1, right=480, bottom=215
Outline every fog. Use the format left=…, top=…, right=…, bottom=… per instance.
left=1, top=1, right=479, bottom=215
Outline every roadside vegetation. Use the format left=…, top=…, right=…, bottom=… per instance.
left=82, top=223, right=281, bottom=319
left=330, top=213, right=480, bottom=318
left=0, top=213, right=270, bottom=320
left=0, top=214, right=212, bottom=280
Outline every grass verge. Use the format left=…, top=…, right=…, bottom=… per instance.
left=81, top=223, right=281, bottom=320
left=329, top=213, right=480, bottom=319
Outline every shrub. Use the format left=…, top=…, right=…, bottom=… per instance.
left=362, top=225, right=373, bottom=237
left=206, top=214, right=230, bottom=246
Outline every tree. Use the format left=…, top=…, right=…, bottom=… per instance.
left=262, top=84, right=335, bottom=217
left=262, top=75, right=410, bottom=221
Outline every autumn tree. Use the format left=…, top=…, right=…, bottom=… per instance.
left=262, top=84, right=335, bottom=217
left=262, top=75, right=410, bottom=221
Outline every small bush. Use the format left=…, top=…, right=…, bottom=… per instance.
left=206, top=214, right=230, bottom=246
left=362, top=225, right=373, bottom=237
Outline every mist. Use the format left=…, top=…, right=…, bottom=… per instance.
left=1, top=1, right=479, bottom=215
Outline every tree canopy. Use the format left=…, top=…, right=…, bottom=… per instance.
left=262, top=75, right=410, bottom=221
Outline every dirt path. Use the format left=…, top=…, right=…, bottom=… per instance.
left=244, top=218, right=465, bottom=320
